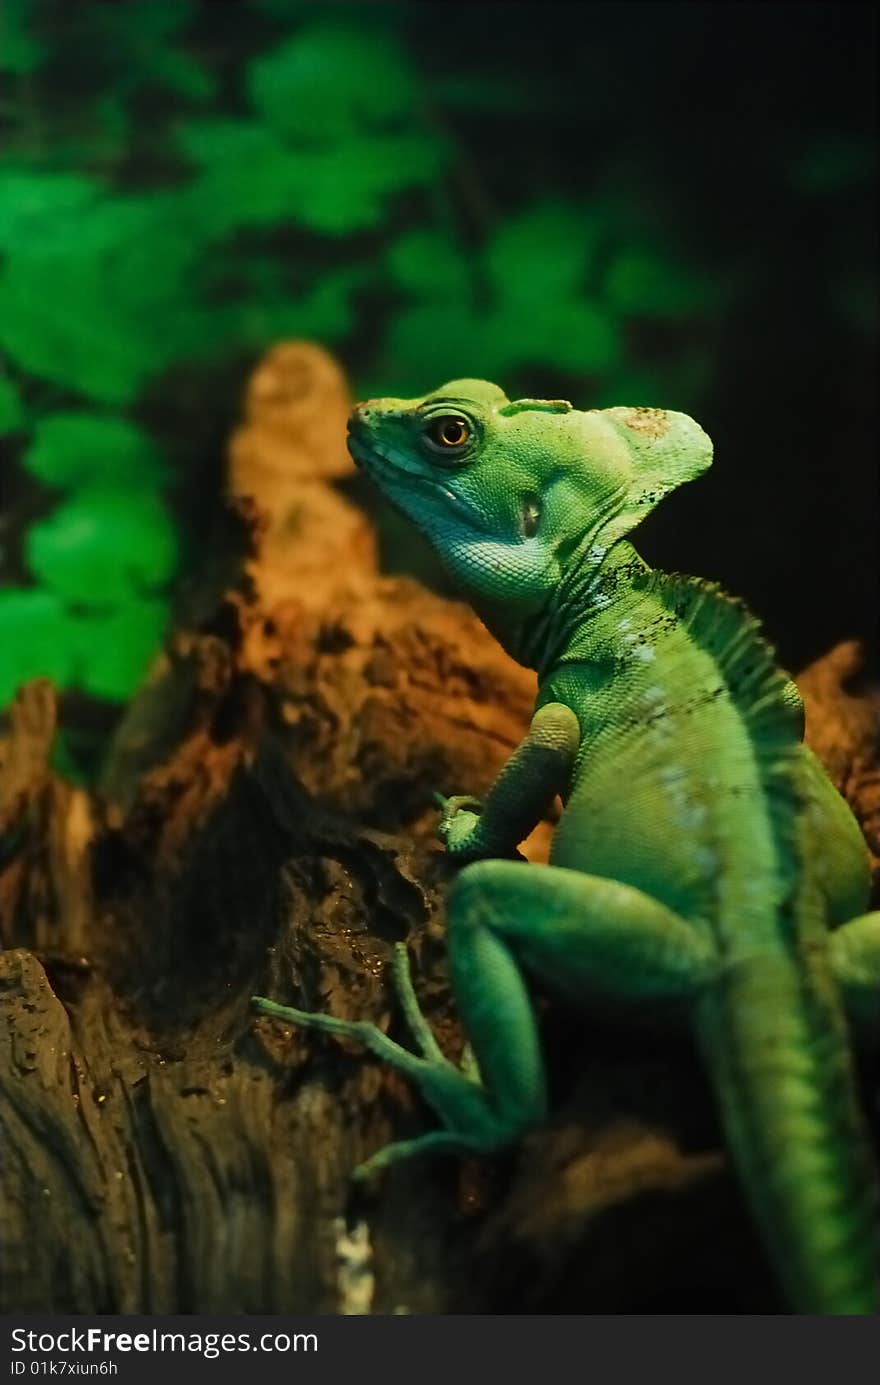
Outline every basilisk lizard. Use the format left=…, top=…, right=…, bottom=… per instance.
left=254, top=380, right=880, bottom=1313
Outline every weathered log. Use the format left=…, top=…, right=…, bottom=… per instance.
left=1, top=344, right=877, bottom=1313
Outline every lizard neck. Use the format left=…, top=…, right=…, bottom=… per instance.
left=471, top=538, right=652, bottom=678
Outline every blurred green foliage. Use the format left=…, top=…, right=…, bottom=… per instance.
left=0, top=1, right=875, bottom=743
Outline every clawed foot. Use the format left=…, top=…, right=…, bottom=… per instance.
left=432, top=792, right=484, bottom=855
left=432, top=791, right=526, bottom=863
left=252, top=943, right=505, bottom=1181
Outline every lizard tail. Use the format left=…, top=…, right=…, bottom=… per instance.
left=694, top=948, right=880, bottom=1314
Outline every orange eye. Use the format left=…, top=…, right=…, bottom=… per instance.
left=429, top=416, right=470, bottom=448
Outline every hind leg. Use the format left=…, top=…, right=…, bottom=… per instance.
left=830, top=911, right=880, bottom=1036
left=800, top=747, right=873, bottom=926
left=256, top=861, right=711, bottom=1177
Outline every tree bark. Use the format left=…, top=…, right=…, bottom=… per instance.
left=1, top=344, right=877, bottom=1314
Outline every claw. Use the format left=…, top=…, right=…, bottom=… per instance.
left=351, top=1158, right=382, bottom=1184
left=431, top=791, right=449, bottom=809
left=390, top=943, right=447, bottom=1064
left=252, top=991, right=429, bottom=1078
left=351, top=1130, right=486, bottom=1181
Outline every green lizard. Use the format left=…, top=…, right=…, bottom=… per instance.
left=253, top=380, right=880, bottom=1313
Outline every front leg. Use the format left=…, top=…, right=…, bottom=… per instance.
left=438, top=701, right=580, bottom=863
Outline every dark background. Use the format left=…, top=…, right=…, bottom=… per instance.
left=399, top=2, right=878, bottom=667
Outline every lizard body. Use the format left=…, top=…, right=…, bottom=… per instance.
left=254, top=381, right=880, bottom=1313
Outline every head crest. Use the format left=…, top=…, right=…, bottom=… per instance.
left=575, top=405, right=713, bottom=546
left=499, top=398, right=573, bottom=417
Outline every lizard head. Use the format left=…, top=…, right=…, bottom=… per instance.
left=347, top=379, right=712, bottom=609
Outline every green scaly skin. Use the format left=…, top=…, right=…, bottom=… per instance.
left=253, top=380, right=880, bottom=1313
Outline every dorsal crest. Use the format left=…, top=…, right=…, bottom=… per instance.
left=636, top=571, right=802, bottom=744
left=637, top=571, right=804, bottom=889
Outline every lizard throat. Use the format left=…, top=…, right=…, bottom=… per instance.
left=486, top=539, right=650, bottom=677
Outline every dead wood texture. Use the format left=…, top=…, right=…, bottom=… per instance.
left=1, top=343, right=877, bottom=1314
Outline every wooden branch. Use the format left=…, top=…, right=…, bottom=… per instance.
left=1, top=342, right=877, bottom=1313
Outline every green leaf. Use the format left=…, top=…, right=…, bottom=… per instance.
left=181, top=121, right=447, bottom=237
left=486, top=204, right=600, bottom=304
left=150, top=47, right=216, bottom=102
left=0, top=374, right=25, bottom=434
left=0, top=171, right=100, bottom=252
left=23, top=414, right=167, bottom=488
left=492, top=299, right=623, bottom=375
left=247, top=23, right=417, bottom=142
left=218, top=266, right=370, bottom=348
left=0, top=588, right=74, bottom=707
left=387, top=231, right=470, bottom=298
left=71, top=598, right=168, bottom=701
left=176, top=117, right=272, bottom=166
left=0, top=259, right=172, bottom=403
left=91, top=0, right=197, bottom=45
left=0, top=0, right=46, bottom=74
left=26, top=488, right=178, bottom=603
left=0, top=194, right=209, bottom=402
left=384, top=211, right=623, bottom=385
left=89, top=92, right=132, bottom=149
left=0, top=187, right=186, bottom=260
left=604, top=249, right=715, bottom=318
left=382, top=301, right=492, bottom=390
left=287, top=132, right=448, bottom=234
left=179, top=122, right=306, bottom=232
left=83, top=0, right=215, bottom=102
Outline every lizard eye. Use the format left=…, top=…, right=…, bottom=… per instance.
left=423, top=414, right=471, bottom=453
